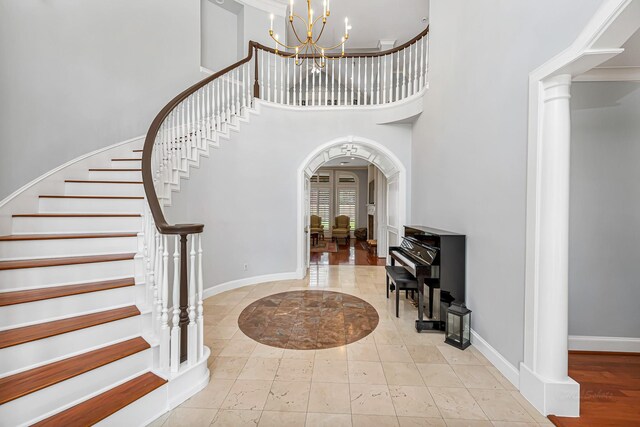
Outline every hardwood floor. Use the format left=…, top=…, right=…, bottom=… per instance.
left=310, top=239, right=385, bottom=266
left=549, top=351, right=640, bottom=426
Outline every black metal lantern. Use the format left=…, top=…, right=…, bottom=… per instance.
left=445, top=302, right=471, bottom=350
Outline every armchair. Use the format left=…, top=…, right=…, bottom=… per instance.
left=310, top=215, right=325, bottom=240
left=332, top=215, right=351, bottom=244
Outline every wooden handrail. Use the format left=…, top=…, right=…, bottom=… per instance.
left=142, top=27, right=428, bottom=235
left=254, top=26, right=429, bottom=59
left=142, top=42, right=257, bottom=235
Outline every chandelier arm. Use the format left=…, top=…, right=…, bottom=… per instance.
left=289, top=15, right=308, bottom=45
left=314, top=19, right=327, bottom=42
left=269, top=32, right=305, bottom=51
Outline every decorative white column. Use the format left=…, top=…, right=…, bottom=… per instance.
left=520, top=74, right=580, bottom=417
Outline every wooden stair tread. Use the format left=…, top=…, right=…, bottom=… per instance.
left=111, top=158, right=142, bottom=161
left=0, top=233, right=137, bottom=241
left=0, top=337, right=149, bottom=405
left=0, top=306, right=140, bottom=349
left=13, top=213, right=141, bottom=217
left=132, top=149, right=143, bottom=152
left=32, top=372, right=166, bottom=427
left=88, top=168, right=142, bottom=171
left=0, top=253, right=135, bottom=271
left=0, top=278, right=135, bottom=307
left=39, top=195, right=143, bottom=199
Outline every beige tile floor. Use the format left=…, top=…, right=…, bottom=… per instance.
left=149, top=265, right=552, bottom=427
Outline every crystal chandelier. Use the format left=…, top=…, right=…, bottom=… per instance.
left=269, top=0, right=351, bottom=68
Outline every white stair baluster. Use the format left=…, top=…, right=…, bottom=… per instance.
left=287, top=57, right=290, bottom=105
left=280, top=54, right=284, bottom=104
left=305, top=59, right=309, bottom=106
left=402, top=48, right=407, bottom=99
left=188, top=234, right=197, bottom=365
left=312, top=59, right=315, bottom=106
left=197, top=234, right=204, bottom=359
left=408, top=44, right=413, bottom=96
left=370, top=56, right=374, bottom=105
left=338, top=58, right=342, bottom=106
left=420, top=37, right=425, bottom=90
left=170, top=235, right=181, bottom=373
left=267, top=52, right=271, bottom=102
left=396, top=52, right=400, bottom=102
left=331, top=60, right=335, bottom=106
left=383, top=55, right=387, bottom=104
left=351, top=58, right=355, bottom=105
left=293, top=56, right=297, bottom=105
left=273, top=55, right=277, bottom=103
left=425, top=34, right=429, bottom=86
left=413, top=41, right=419, bottom=93
left=260, top=49, right=265, bottom=101
left=363, top=56, right=367, bottom=105
left=160, top=235, right=170, bottom=371
left=357, top=56, right=361, bottom=105
left=299, top=58, right=303, bottom=105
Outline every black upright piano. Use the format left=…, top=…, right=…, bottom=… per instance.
left=389, top=225, right=466, bottom=332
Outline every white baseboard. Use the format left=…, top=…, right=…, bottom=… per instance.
left=470, top=329, right=520, bottom=388
left=202, top=271, right=302, bottom=299
left=569, top=335, right=640, bottom=353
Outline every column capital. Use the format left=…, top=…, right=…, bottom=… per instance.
left=542, top=74, right=572, bottom=103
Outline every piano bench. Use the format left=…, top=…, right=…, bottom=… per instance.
left=385, top=266, right=419, bottom=318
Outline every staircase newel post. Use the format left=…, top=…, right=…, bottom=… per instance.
left=179, top=233, right=189, bottom=363
left=254, top=44, right=260, bottom=99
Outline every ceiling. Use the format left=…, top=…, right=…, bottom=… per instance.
left=283, top=0, right=429, bottom=51
left=322, top=156, right=371, bottom=167
left=601, top=27, right=640, bottom=67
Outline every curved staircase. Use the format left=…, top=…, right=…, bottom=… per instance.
left=0, top=28, right=429, bottom=426
left=0, top=146, right=166, bottom=427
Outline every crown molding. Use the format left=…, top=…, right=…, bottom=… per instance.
left=234, top=0, right=288, bottom=17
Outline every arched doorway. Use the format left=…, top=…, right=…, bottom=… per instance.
left=296, top=136, right=408, bottom=274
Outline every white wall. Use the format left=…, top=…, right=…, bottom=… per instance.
left=569, top=81, right=640, bottom=339
left=201, top=0, right=239, bottom=71
left=166, top=104, right=411, bottom=288
left=410, top=0, right=604, bottom=368
left=0, top=0, right=202, bottom=200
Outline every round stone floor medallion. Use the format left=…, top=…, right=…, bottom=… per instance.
left=237, top=290, right=379, bottom=350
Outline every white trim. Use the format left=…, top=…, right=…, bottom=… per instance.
left=470, top=329, right=520, bottom=388
left=202, top=271, right=301, bottom=300
left=234, top=0, right=288, bottom=16
left=574, top=65, right=640, bottom=81
left=568, top=335, right=640, bottom=352
left=0, top=135, right=145, bottom=209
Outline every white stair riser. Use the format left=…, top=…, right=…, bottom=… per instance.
left=88, top=170, right=142, bottom=181
left=2, top=349, right=152, bottom=427
left=38, top=197, right=144, bottom=214
left=65, top=182, right=144, bottom=197
left=0, top=313, right=149, bottom=377
left=12, top=216, right=141, bottom=234
left=0, top=285, right=146, bottom=329
left=96, top=383, right=168, bottom=427
left=0, top=259, right=134, bottom=291
left=0, top=236, right=138, bottom=260
left=110, top=160, right=142, bottom=168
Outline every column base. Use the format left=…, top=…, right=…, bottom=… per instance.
left=519, top=363, right=580, bottom=417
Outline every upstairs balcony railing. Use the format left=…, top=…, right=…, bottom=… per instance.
left=140, top=27, right=428, bottom=375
